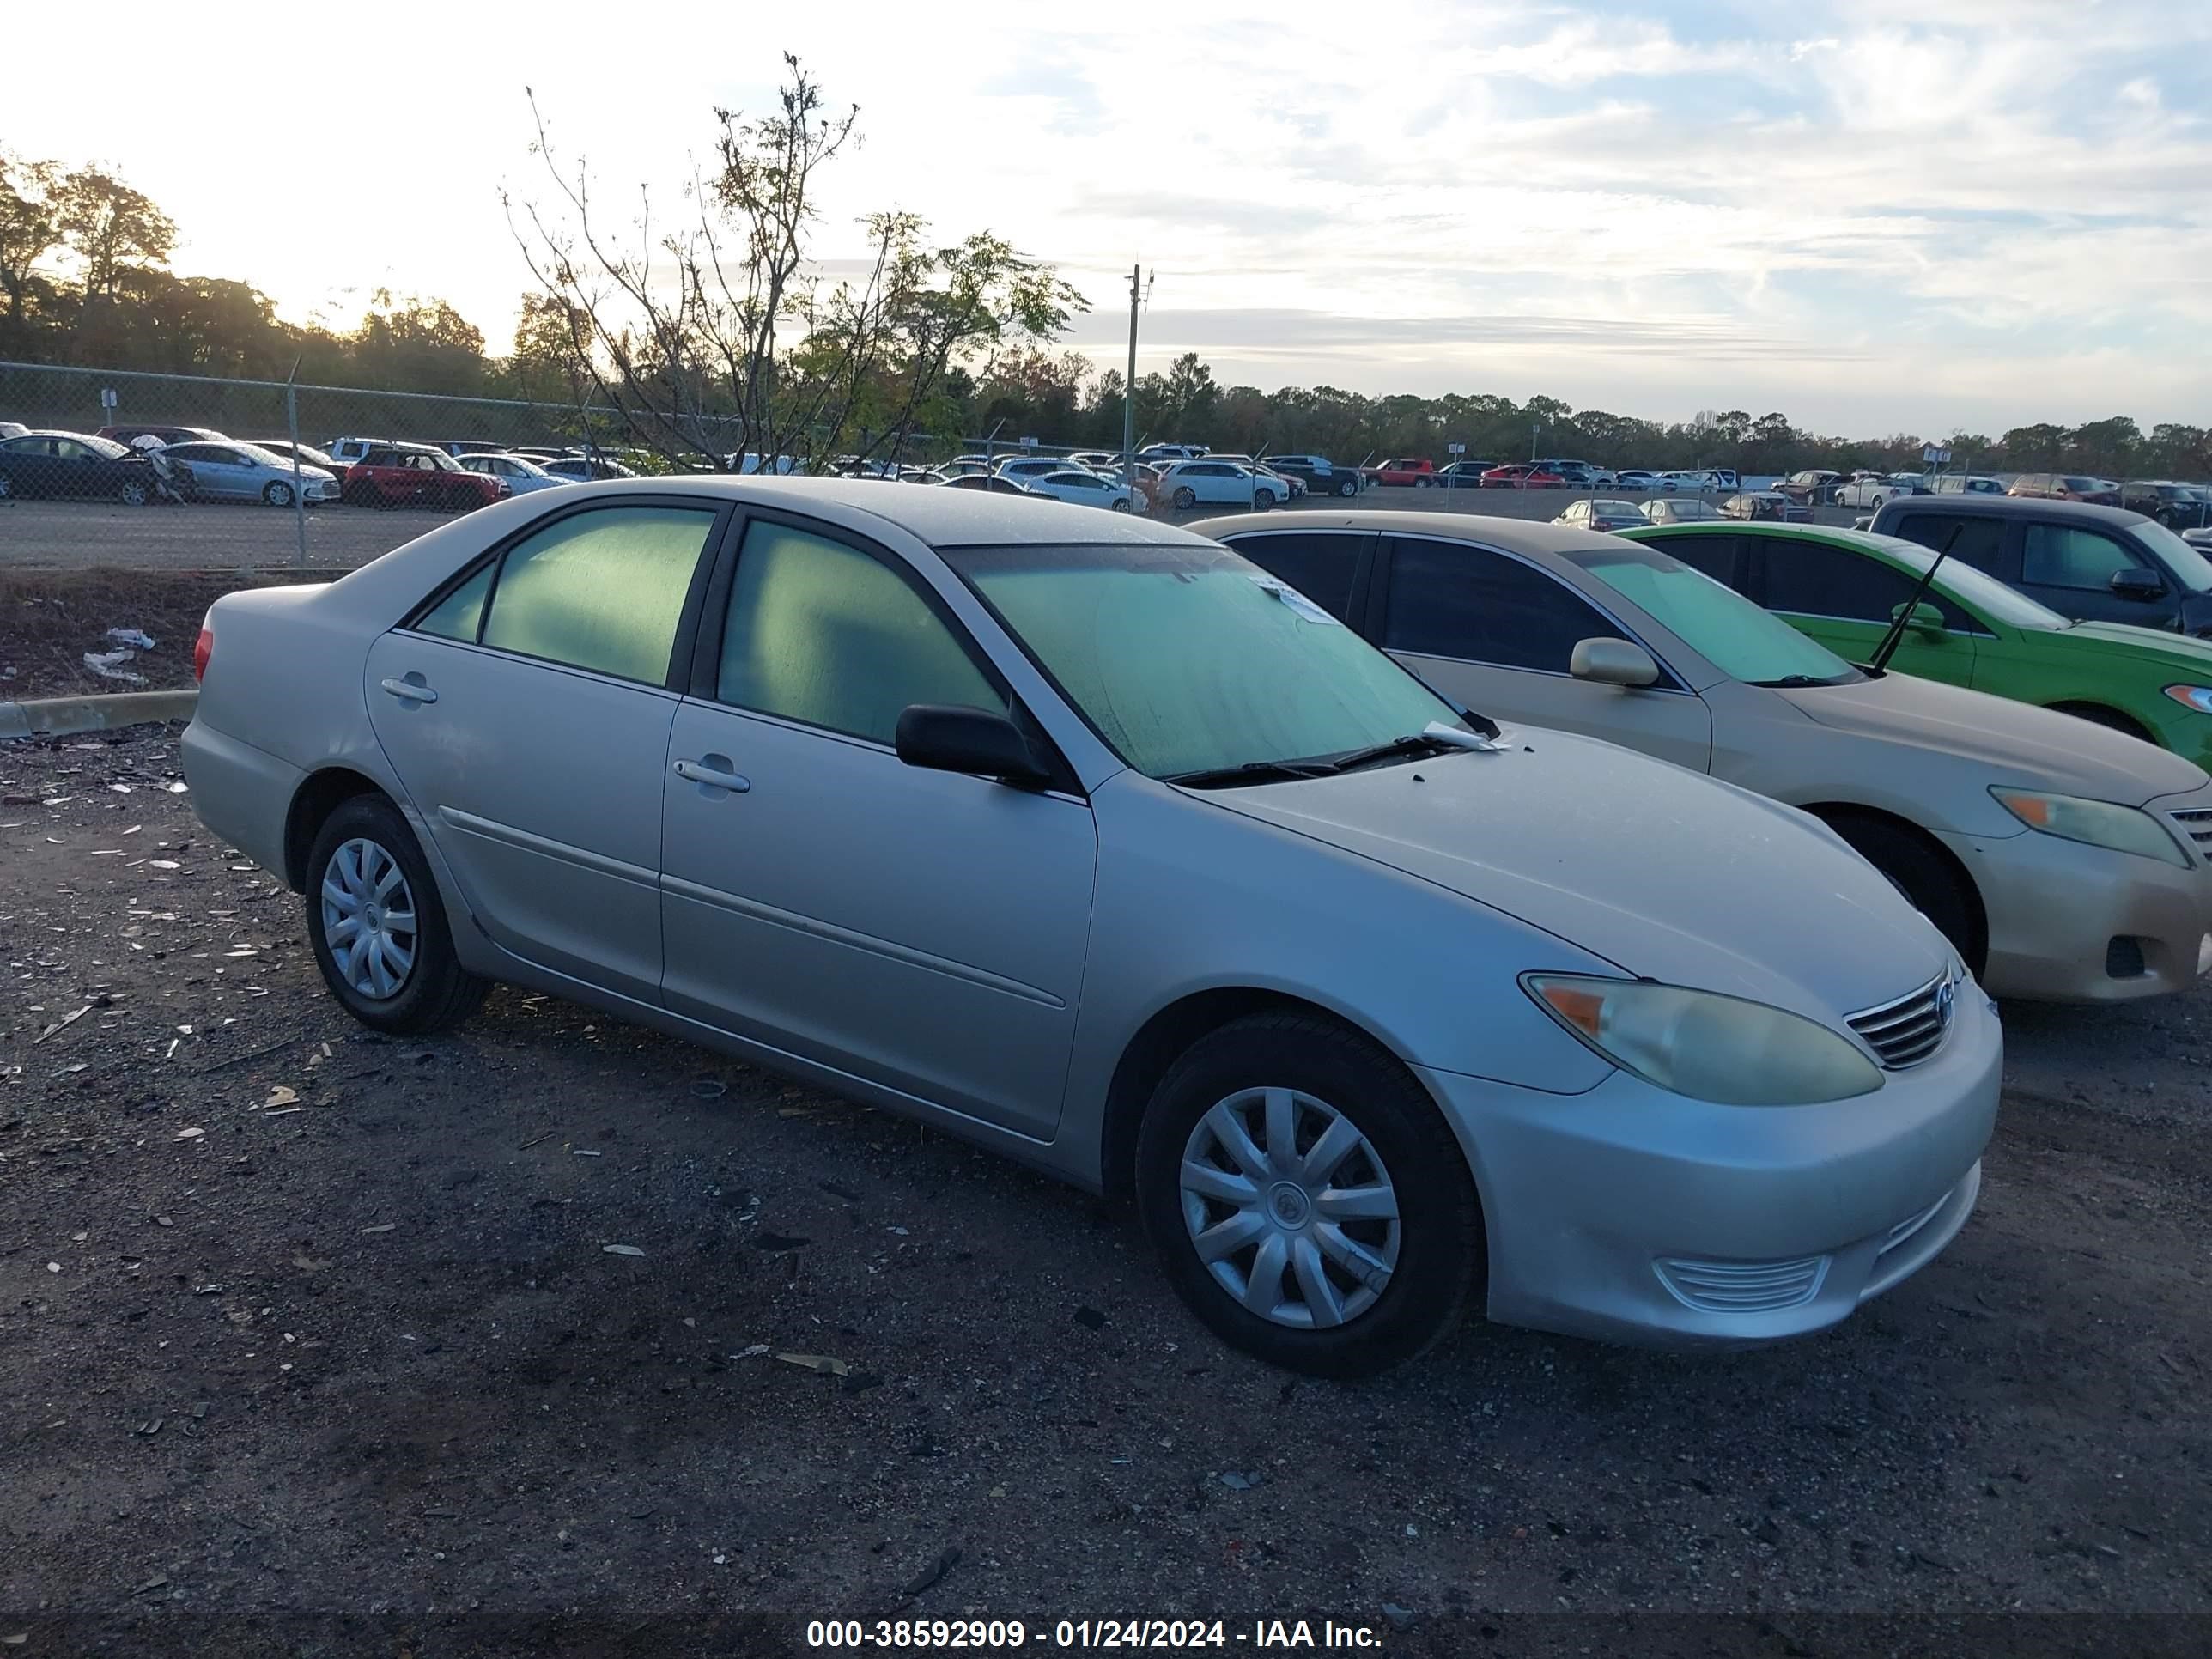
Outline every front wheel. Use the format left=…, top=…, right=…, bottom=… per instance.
left=306, top=794, right=489, bottom=1035
left=1827, top=815, right=1985, bottom=975
left=1171, top=486, right=1196, bottom=510
left=0, top=473, right=13, bottom=500
left=264, top=480, right=295, bottom=507
left=1135, top=1013, right=1484, bottom=1377
left=1110, top=497, right=1132, bottom=512
left=118, top=479, right=151, bottom=507
left=1868, top=494, right=1887, bottom=509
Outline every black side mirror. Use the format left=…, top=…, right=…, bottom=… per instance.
left=2110, top=568, right=2165, bottom=599
left=895, top=704, right=1049, bottom=787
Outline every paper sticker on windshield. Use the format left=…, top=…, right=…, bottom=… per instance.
left=1249, top=574, right=1342, bottom=625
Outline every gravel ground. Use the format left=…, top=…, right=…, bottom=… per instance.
left=1, top=727, right=2207, bottom=1657
left=0, top=489, right=1864, bottom=574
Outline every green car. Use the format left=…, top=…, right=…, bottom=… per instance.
left=1618, top=521, right=2212, bottom=771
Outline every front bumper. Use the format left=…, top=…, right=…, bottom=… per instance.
left=1936, top=815, right=2212, bottom=1002
left=1413, top=983, right=1999, bottom=1346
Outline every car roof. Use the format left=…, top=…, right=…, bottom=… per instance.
left=1192, top=508, right=1628, bottom=562
left=1914, top=495, right=2150, bottom=530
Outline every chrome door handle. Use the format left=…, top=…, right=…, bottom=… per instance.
left=673, top=757, right=750, bottom=793
left=380, top=677, right=438, bottom=704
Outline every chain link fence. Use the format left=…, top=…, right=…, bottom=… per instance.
left=0, top=361, right=981, bottom=570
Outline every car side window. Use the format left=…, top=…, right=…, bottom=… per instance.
left=1657, top=534, right=1742, bottom=587
left=1382, top=538, right=1623, bottom=672
left=52, top=439, right=90, bottom=460
left=1760, top=541, right=1926, bottom=623
left=461, top=505, right=718, bottom=683
left=715, top=520, right=1005, bottom=745
left=2021, top=524, right=2145, bottom=591
left=1890, top=513, right=2007, bottom=577
left=1225, top=532, right=1364, bottom=621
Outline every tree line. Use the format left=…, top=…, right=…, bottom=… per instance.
left=6, top=74, right=2207, bottom=481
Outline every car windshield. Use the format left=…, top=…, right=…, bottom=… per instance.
left=78, top=434, right=131, bottom=459
left=1656, top=501, right=1721, bottom=519
left=1567, top=544, right=1862, bottom=687
left=2117, top=520, right=2212, bottom=591
left=940, top=541, right=1468, bottom=780
left=1590, top=500, right=1639, bottom=515
left=1852, top=532, right=2072, bottom=628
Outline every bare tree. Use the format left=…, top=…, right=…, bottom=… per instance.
left=506, top=53, right=1082, bottom=472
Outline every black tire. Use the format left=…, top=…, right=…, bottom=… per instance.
left=263, top=480, right=295, bottom=507
left=1111, top=497, right=1132, bottom=512
left=2051, top=702, right=2155, bottom=744
left=1171, top=485, right=1196, bottom=510
left=1414, top=476, right=1431, bottom=488
left=0, top=473, right=13, bottom=500
left=305, top=793, right=489, bottom=1036
left=1335, top=477, right=1358, bottom=497
left=118, top=478, right=150, bottom=507
left=1826, top=814, right=1985, bottom=975
left=1134, top=1012, right=1484, bottom=1378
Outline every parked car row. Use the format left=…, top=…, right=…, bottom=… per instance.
left=184, top=475, right=2212, bottom=1382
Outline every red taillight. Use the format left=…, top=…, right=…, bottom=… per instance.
left=192, top=619, right=214, bottom=682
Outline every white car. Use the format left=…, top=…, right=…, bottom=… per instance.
left=1023, top=469, right=1144, bottom=512
left=1832, top=471, right=1919, bottom=511
left=1612, top=470, right=1659, bottom=491
left=995, top=455, right=1091, bottom=488
left=1157, top=459, right=1289, bottom=509
left=459, top=453, right=574, bottom=495
left=0, top=420, right=27, bottom=441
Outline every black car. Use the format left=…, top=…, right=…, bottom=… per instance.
left=1868, top=494, right=2212, bottom=635
left=1429, top=460, right=1498, bottom=489
left=0, top=430, right=168, bottom=505
left=1259, top=453, right=1366, bottom=498
left=2119, top=480, right=2212, bottom=532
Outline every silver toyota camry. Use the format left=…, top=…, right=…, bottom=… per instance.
left=181, top=479, right=1999, bottom=1376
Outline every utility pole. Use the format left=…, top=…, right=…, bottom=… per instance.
left=1122, top=264, right=1149, bottom=485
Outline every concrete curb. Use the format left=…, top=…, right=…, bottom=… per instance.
left=0, top=690, right=198, bottom=740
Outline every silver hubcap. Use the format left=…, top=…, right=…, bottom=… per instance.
left=1179, top=1086, right=1401, bottom=1330
left=320, top=837, right=417, bottom=1000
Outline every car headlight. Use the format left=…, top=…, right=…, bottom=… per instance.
left=2162, top=684, right=2212, bottom=714
left=1522, top=975, right=1883, bottom=1105
left=1990, top=787, right=2190, bottom=866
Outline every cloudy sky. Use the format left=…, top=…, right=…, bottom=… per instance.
left=10, top=0, right=2210, bottom=434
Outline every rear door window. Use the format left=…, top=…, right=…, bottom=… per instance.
left=449, top=504, right=720, bottom=684
left=1888, top=512, right=2011, bottom=580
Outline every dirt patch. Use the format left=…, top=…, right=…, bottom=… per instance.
left=2, top=731, right=2209, bottom=1656
left=0, top=568, right=339, bottom=702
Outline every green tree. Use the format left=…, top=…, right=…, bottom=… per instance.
left=350, top=290, right=489, bottom=394
left=0, top=151, right=65, bottom=348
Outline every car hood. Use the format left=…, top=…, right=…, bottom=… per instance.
left=1200, top=728, right=1948, bottom=1020
left=1778, top=671, right=2207, bottom=804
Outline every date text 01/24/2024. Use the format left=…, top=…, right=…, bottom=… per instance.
left=805, top=1619, right=1386, bottom=1650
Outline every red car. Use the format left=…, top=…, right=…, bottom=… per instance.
left=1365, top=456, right=1435, bottom=486
left=2008, top=472, right=2123, bottom=507
left=1480, top=463, right=1567, bottom=489
left=342, top=441, right=507, bottom=510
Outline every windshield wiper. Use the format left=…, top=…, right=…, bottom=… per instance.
left=1748, top=674, right=1836, bottom=688
left=1864, top=524, right=1962, bottom=673
left=1161, top=757, right=1342, bottom=789
left=1318, top=729, right=1492, bottom=775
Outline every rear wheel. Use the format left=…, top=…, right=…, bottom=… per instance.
left=0, top=473, right=13, bottom=500
left=1135, top=1013, right=1484, bottom=1377
left=306, top=794, right=488, bottom=1035
left=1336, top=477, right=1358, bottom=497
left=1826, top=814, right=1985, bottom=974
